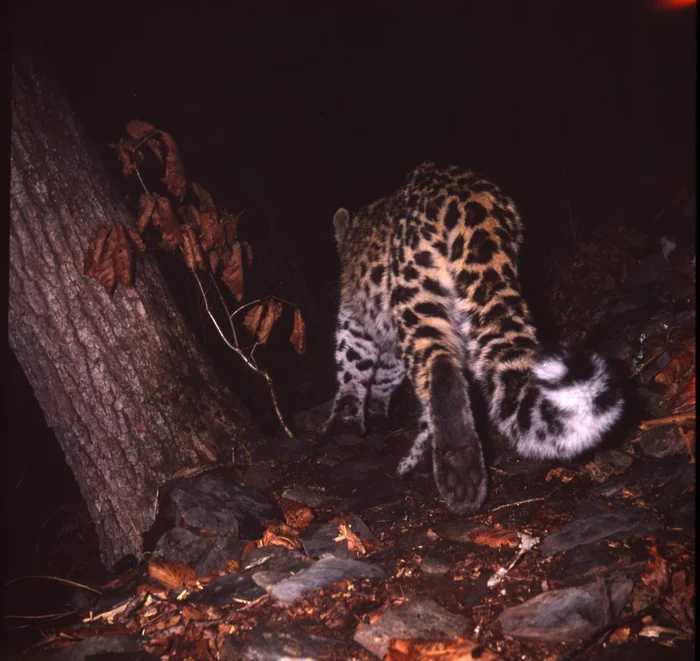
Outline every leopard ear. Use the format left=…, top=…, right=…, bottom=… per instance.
left=333, top=208, right=350, bottom=247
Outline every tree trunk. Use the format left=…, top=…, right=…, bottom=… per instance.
left=9, top=54, right=262, bottom=568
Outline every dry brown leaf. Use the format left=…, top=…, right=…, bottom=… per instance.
left=279, top=497, right=314, bottom=530
left=158, top=131, right=187, bottom=199
left=668, top=570, right=695, bottom=629
left=678, top=427, right=695, bottom=462
left=192, top=183, right=225, bottom=250
left=243, top=304, right=265, bottom=339
left=467, top=526, right=519, bottom=549
left=641, top=544, right=670, bottom=595
left=147, top=559, right=197, bottom=590
left=335, top=521, right=367, bottom=556
left=84, top=227, right=110, bottom=277
left=137, top=192, right=156, bottom=234
left=256, top=299, right=283, bottom=345
left=242, top=240, right=253, bottom=266
left=125, top=119, right=156, bottom=140
left=608, top=627, right=631, bottom=644
left=109, top=137, right=137, bottom=177
left=545, top=467, right=575, bottom=483
left=387, top=636, right=501, bottom=660
left=208, top=249, right=220, bottom=274
left=111, top=223, right=133, bottom=286
left=259, top=523, right=300, bottom=551
left=182, top=224, right=206, bottom=272
left=289, top=307, right=306, bottom=355
left=222, top=211, right=239, bottom=244
left=222, top=241, right=244, bottom=300
left=124, top=224, right=147, bottom=254
left=151, top=195, right=184, bottom=252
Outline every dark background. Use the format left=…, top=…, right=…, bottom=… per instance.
left=6, top=0, right=696, bottom=617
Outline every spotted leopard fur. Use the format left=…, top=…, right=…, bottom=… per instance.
left=325, top=164, right=623, bottom=514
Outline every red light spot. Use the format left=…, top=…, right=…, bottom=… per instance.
left=653, top=0, right=695, bottom=11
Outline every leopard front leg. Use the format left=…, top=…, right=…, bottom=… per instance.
left=324, top=306, right=380, bottom=438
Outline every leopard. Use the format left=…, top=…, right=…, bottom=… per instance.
left=324, top=163, right=623, bottom=514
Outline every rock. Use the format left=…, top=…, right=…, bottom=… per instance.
left=540, top=502, right=661, bottom=557
left=590, top=475, right=630, bottom=498
left=419, top=555, right=452, bottom=576
left=270, top=557, right=386, bottom=605
left=192, top=573, right=266, bottom=606
left=498, top=575, right=633, bottom=642
left=169, top=474, right=280, bottom=538
left=586, top=450, right=634, bottom=483
left=639, top=426, right=685, bottom=458
left=430, top=519, right=477, bottom=543
left=241, top=545, right=310, bottom=573
left=282, top=486, right=336, bottom=508
left=354, top=599, right=467, bottom=658
left=34, top=635, right=147, bottom=660
left=242, top=464, right=274, bottom=489
left=194, top=535, right=247, bottom=577
left=300, top=522, right=353, bottom=560
left=251, top=437, right=311, bottom=464
left=234, top=625, right=355, bottom=661
left=153, top=527, right=210, bottom=565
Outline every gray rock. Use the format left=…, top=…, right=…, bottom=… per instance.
left=282, top=486, right=336, bottom=508
left=354, top=599, right=467, bottom=658
left=241, top=545, right=310, bottom=573
left=243, top=463, right=274, bottom=489
left=498, top=574, right=633, bottom=642
left=419, top=555, right=452, bottom=576
left=639, top=425, right=685, bottom=458
left=430, top=518, right=477, bottom=543
left=153, top=527, right=211, bottom=565
left=193, top=573, right=266, bottom=606
left=194, top=535, right=247, bottom=577
left=170, top=473, right=280, bottom=538
left=541, top=502, right=661, bottom=557
left=234, top=625, right=354, bottom=661
left=300, top=522, right=353, bottom=559
left=270, top=557, right=386, bottom=605
left=35, top=635, right=146, bottom=660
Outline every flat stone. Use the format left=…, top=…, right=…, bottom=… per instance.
left=282, top=486, right=336, bottom=508
left=194, top=535, right=247, bottom=577
left=419, top=555, right=452, bottom=576
left=234, top=625, right=354, bottom=661
left=193, top=573, right=266, bottom=607
left=639, top=425, right=685, bottom=458
left=270, top=557, right=386, bottom=605
left=354, top=598, right=468, bottom=658
left=498, top=574, right=633, bottom=642
left=541, top=502, right=661, bottom=557
left=300, top=522, right=353, bottom=560
left=242, top=464, right=274, bottom=489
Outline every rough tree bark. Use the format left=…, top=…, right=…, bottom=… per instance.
left=9, top=54, right=262, bottom=568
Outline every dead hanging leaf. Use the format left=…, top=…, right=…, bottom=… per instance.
left=182, top=224, right=206, bottom=272
left=289, top=307, right=306, bottom=355
left=109, top=137, right=137, bottom=177
left=641, top=544, right=670, bottom=596
left=241, top=240, right=253, bottom=267
left=151, top=195, right=184, bottom=252
left=221, top=211, right=239, bottom=244
left=279, top=497, right=314, bottom=530
left=125, top=225, right=147, bottom=253
left=137, top=192, right=156, bottom=234
left=387, top=637, right=502, bottom=660
left=222, top=241, right=244, bottom=301
left=147, top=559, right=196, bottom=590
left=467, top=526, right=519, bottom=549
left=125, top=119, right=156, bottom=140
left=159, top=130, right=187, bottom=199
left=256, top=299, right=283, bottom=345
left=208, top=249, right=220, bottom=273
left=111, top=223, right=133, bottom=286
left=84, top=226, right=110, bottom=277
left=191, top=183, right=225, bottom=250
left=244, top=304, right=265, bottom=337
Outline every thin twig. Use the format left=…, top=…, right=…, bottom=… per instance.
left=639, top=412, right=696, bottom=430
left=4, top=575, right=102, bottom=594
left=490, top=496, right=548, bottom=512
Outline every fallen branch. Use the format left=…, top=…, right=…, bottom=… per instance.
left=639, top=412, right=696, bottom=430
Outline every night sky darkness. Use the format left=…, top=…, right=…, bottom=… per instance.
left=7, top=0, right=696, bottom=583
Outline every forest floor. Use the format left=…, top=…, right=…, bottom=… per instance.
left=4, top=199, right=696, bottom=661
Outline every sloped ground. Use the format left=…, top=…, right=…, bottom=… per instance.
left=9, top=202, right=696, bottom=661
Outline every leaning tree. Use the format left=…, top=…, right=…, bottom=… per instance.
left=9, top=53, right=266, bottom=568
